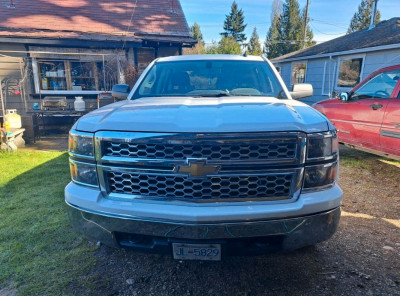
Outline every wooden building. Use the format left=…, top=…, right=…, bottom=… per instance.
left=0, top=0, right=195, bottom=139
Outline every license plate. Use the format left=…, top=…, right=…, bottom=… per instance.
left=172, top=243, right=221, bottom=261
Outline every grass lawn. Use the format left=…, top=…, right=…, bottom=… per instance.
left=0, top=151, right=97, bottom=295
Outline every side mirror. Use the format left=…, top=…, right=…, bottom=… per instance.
left=111, top=84, right=130, bottom=100
left=340, top=92, right=348, bottom=101
left=290, top=83, right=313, bottom=100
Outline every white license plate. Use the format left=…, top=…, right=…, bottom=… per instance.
left=172, top=243, right=221, bottom=261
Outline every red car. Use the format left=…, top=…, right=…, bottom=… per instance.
left=313, top=64, right=400, bottom=160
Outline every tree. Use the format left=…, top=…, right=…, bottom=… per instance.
left=264, top=0, right=283, bottom=58
left=221, top=1, right=247, bottom=43
left=247, top=28, right=262, bottom=55
left=185, top=22, right=205, bottom=54
left=347, top=0, right=381, bottom=34
left=190, top=22, right=204, bottom=45
left=264, top=0, right=314, bottom=58
left=204, top=41, right=220, bottom=54
left=217, top=36, right=243, bottom=54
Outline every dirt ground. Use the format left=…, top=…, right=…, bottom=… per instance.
left=67, top=146, right=399, bottom=296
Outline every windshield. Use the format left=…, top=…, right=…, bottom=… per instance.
left=131, top=60, right=287, bottom=99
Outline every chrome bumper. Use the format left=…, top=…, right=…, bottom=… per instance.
left=66, top=203, right=340, bottom=252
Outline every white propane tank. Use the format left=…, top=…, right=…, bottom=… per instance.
left=74, top=96, right=85, bottom=111
left=5, top=109, right=22, bottom=129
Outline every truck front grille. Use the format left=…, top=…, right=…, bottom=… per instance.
left=96, top=132, right=305, bottom=202
left=103, top=141, right=297, bottom=161
left=107, top=171, right=294, bottom=200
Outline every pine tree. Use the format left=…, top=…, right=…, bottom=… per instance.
left=264, top=0, right=314, bottom=58
left=264, top=7, right=283, bottom=58
left=280, top=0, right=303, bottom=54
left=347, top=0, right=381, bottom=34
left=300, top=8, right=315, bottom=49
left=185, top=22, right=205, bottom=55
left=190, top=23, right=204, bottom=45
left=247, top=28, right=262, bottom=56
left=221, top=1, right=247, bottom=43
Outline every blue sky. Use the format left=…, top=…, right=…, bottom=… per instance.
left=180, top=0, right=399, bottom=45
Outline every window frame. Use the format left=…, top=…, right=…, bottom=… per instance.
left=335, top=54, right=365, bottom=92
left=321, top=59, right=337, bottom=96
left=32, top=58, right=106, bottom=95
left=290, top=61, right=307, bottom=87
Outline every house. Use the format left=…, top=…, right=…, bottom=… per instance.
left=0, top=0, right=195, bottom=139
left=272, top=17, right=400, bottom=104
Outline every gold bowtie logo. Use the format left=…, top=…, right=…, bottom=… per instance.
left=177, top=159, right=220, bottom=178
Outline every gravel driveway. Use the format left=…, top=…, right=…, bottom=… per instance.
left=72, top=147, right=400, bottom=296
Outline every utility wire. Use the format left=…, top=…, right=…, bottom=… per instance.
left=310, top=18, right=348, bottom=29
left=122, top=0, right=139, bottom=50
left=310, top=23, right=346, bottom=36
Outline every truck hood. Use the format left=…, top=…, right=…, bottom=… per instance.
left=75, top=97, right=329, bottom=133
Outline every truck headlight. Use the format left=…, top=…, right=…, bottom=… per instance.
left=303, top=161, right=338, bottom=191
left=68, top=130, right=94, bottom=158
left=307, top=131, right=338, bottom=160
left=69, top=160, right=98, bottom=187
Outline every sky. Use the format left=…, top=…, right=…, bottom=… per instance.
left=180, top=0, right=400, bottom=45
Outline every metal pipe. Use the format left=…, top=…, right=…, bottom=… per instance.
left=369, top=0, right=378, bottom=30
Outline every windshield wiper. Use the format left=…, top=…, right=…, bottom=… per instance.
left=193, top=91, right=231, bottom=97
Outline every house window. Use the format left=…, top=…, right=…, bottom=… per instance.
left=37, top=60, right=106, bottom=91
left=38, top=61, right=67, bottom=90
left=291, top=63, right=307, bottom=85
left=71, top=62, right=99, bottom=91
left=337, top=57, right=363, bottom=88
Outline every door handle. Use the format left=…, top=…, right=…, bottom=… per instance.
left=370, top=103, right=383, bottom=110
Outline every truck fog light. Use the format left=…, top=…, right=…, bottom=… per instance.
left=69, top=160, right=98, bottom=187
left=303, top=162, right=337, bottom=191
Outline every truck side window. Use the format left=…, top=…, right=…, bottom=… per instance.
left=352, top=69, right=400, bottom=100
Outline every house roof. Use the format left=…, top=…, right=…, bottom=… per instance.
left=0, top=0, right=195, bottom=44
left=273, top=17, right=400, bottom=62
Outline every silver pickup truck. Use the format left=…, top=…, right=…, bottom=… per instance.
left=65, top=55, right=342, bottom=261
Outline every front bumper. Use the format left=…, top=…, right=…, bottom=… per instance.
left=66, top=202, right=341, bottom=255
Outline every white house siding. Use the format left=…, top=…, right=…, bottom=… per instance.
left=303, top=59, right=325, bottom=97
left=279, top=63, right=292, bottom=89
left=362, top=49, right=400, bottom=78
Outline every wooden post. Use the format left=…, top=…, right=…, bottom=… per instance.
left=0, top=79, right=6, bottom=121
left=302, top=0, right=310, bottom=49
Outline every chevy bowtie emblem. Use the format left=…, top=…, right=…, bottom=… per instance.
left=177, top=158, right=220, bottom=178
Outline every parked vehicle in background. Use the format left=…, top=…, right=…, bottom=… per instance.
left=65, top=55, right=342, bottom=261
left=314, top=65, right=400, bottom=160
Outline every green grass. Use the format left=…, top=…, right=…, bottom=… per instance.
left=0, top=151, right=97, bottom=295
left=339, top=147, right=374, bottom=168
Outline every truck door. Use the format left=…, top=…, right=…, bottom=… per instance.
left=343, top=69, right=400, bottom=150
left=380, top=77, right=400, bottom=156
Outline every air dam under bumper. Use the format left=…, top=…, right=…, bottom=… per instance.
left=66, top=203, right=340, bottom=255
